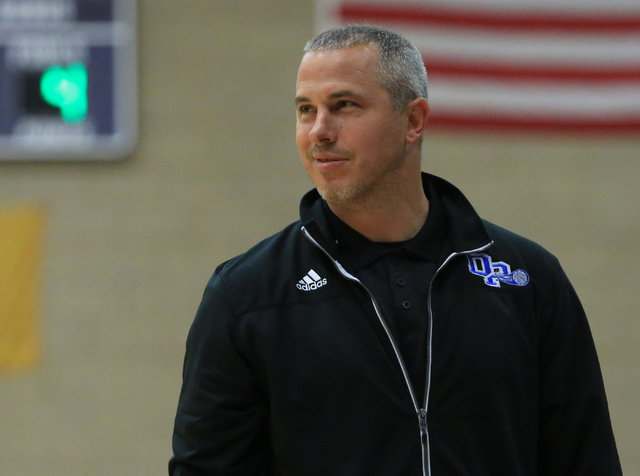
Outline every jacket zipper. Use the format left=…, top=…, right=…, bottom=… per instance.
left=302, top=225, right=493, bottom=476
left=420, top=242, right=493, bottom=476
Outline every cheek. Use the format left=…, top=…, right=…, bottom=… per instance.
left=295, top=126, right=308, bottom=151
left=353, top=126, right=389, bottom=155
left=376, top=119, right=406, bottom=150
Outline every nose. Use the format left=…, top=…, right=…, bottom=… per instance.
left=308, top=108, right=336, bottom=144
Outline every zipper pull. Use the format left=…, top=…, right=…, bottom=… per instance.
left=418, top=408, right=428, bottom=437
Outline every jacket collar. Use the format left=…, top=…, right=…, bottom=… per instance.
left=299, top=172, right=492, bottom=257
left=300, top=189, right=339, bottom=256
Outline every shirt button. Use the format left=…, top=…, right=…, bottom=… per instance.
left=401, top=300, right=412, bottom=310
left=396, top=277, right=406, bottom=287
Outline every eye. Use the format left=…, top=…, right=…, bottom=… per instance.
left=336, top=99, right=358, bottom=109
left=297, top=104, right=315, bottom=115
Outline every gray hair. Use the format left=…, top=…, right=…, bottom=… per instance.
left=304, top=24, right=428, bottom=112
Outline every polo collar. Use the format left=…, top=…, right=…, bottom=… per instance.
left=322, top=179, right=446, bottom=271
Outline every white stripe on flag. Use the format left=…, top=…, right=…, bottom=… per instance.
left=406, top=28, right=640, bottom=66
left=432, top=81, right=640, bottom=117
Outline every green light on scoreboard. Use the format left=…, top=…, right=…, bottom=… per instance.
left=40, top=63, right=88, bottom=123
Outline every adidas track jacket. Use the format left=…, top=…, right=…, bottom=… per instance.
left=170, top=173, right=621, bottom=476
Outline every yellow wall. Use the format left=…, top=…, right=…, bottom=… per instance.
left=0, top=1, right=637, bottom=474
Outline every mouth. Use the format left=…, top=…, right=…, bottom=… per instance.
left=314, top=156, right=347, bottom=163
left=310, top=151, right=349, bottom=162
left=310, top=155, right=350, bottom=175
left=307, top=147, right=351, bottom=172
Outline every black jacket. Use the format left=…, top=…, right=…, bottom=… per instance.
left=170, top=173, right=621, bottom=476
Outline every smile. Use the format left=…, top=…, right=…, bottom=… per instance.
left=311, top=155, right=349, bottom=173
left=316, top=157, right=346, bottom=162
left=311, top=152, right=349, bottom=162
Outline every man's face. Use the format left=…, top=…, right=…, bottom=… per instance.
left=295, top=45, right=410, bottom=206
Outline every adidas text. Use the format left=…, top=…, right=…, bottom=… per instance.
left=296, top=269, right=327, bottom=291
left=296, top=278, right=327, bottom=291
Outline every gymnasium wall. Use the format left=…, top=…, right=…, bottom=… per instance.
left=0, top=1, right=637, bottom=474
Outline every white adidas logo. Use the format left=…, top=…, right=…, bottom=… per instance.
left=296, top=269, right=327, bottom=291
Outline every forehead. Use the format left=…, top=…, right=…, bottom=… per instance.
left=296, top=45, right=382, bottom=95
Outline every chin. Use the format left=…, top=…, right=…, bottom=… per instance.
left=317, top=182, right=365, bottom=205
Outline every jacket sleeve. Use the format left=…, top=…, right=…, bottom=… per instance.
left=169, top=270, right=270, bottom=475
left=537, top=260, right=622, bottom=475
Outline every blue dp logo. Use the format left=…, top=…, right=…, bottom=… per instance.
left=467, top=254, right=530, bottom=288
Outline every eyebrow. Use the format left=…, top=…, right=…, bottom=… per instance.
left=294, top=90, right=363, bottom=105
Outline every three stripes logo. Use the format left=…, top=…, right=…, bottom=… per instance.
left=296, top=269, right=327, bottom=292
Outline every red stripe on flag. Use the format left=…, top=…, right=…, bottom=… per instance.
left=425, top=57, right=640, bottom=83
left=338, top=4, right=640, bottom=33
left=428, top=113, right=640, bottom=133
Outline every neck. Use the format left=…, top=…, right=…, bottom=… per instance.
left=327, top=176, right=429, bottom=243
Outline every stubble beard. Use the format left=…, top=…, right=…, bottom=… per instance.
left=316, top=181, right=367, bottom=207
left=315, top=155, right=406, bottom=212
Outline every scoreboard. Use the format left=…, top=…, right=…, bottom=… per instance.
left=0, top=0, right=137, bottom=160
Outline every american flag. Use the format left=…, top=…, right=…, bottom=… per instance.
left=315, top=0, right=640, bottom=133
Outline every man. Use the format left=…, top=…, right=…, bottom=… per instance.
left=170, top=25, right=621, bottom=475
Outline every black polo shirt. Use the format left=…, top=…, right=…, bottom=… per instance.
left=323, top=182, right=446, bottom=401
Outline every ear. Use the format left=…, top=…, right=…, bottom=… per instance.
left=405, top=98, right=430, bottom=144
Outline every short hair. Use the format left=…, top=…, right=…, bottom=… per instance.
left=304, top=24, right=428, bottom=112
